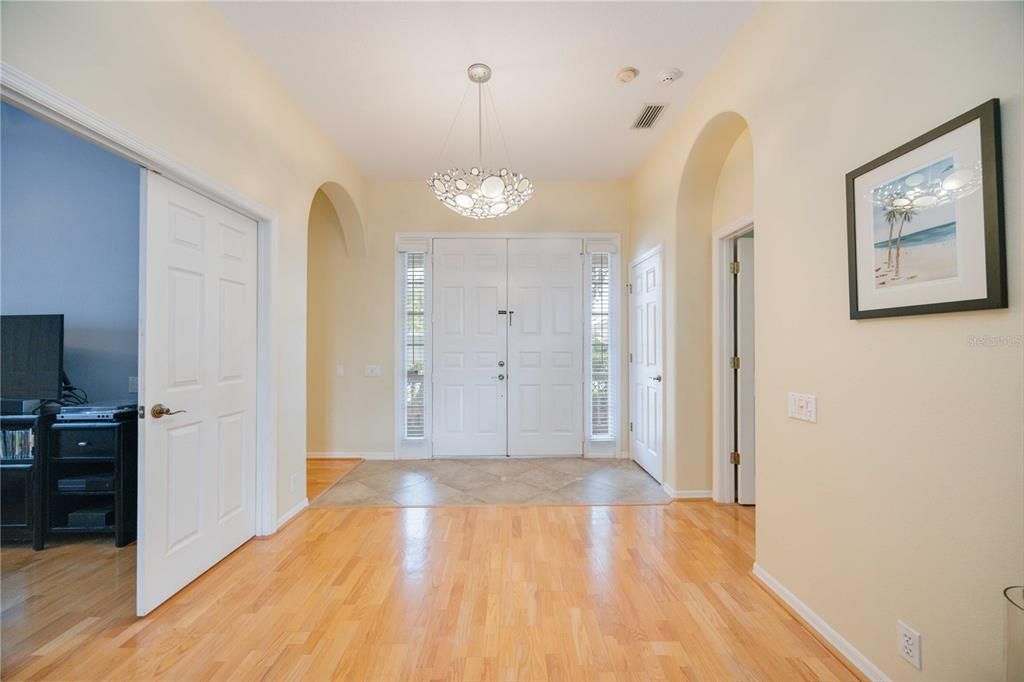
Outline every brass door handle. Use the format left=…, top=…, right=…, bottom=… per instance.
left=150, top=403, right=187, bottom=419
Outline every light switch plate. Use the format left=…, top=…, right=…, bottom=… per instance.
left=336, top=364, right=345, bottom=377
left=787, top=392, right=817, bottom=422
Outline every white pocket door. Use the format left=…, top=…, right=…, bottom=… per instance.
left=138, top=172, right=258, bottom=615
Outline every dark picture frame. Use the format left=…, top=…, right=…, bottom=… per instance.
left=846, top=99, right=1006, bottom=319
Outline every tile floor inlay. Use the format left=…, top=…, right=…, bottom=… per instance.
left=312, top=457, right=670, bottom=507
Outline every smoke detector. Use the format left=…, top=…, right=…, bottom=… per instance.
left=616, top=66, right=639, bottom=84
left=657, top=68, right=684, bottom=85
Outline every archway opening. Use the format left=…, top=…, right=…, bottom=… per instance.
left=670, top=112, right=753, bottom=498
left=305, top=183, right=366, bottom=500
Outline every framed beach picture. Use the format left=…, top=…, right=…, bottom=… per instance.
left=846, top=99, right=1006, bottom=319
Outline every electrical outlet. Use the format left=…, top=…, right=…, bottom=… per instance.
left=364, top=365, right=382, bottom=377
left=336, top=364, right=345, bottom=377
left=787, top=392, right=817, bottom=422
left=898, top=621, right=922, bottom=670
left=128, top=376, right=138, bottom=393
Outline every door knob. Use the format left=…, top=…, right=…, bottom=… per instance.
left=150, top=403, right=187, bottom=419
left=497, top=374, right=505, bottom=381
left=651, top=375, right=663, bottom=382
left=498, top=360, right=505, bottom=367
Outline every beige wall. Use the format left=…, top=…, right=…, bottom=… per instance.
left=1, top=1, right=368, bottom=519
left=306, top=180, right=630, bottom=454
left=711, top=129, right=753, bottom=232
left=630, top=2, right=1022, bottom=679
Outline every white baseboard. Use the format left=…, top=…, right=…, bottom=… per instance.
left=276, top=498, right=309, bottom=530
left=307, top=451, right=394, bottom=460
left=661, top=483, right=712, bottom=499
left=752, top=563, right=890, bottom=682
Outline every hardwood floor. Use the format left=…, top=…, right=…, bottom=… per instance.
left=1, top=500, right=859, bottom=681
left=307, top=457, right=362, bottom=501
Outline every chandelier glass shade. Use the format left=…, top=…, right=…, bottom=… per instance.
left=428, top=166, right=533, bottom=219
left=428, top=64, right=533, bottom=219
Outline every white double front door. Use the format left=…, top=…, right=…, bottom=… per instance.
left=432, top=238, right=584, bottom=458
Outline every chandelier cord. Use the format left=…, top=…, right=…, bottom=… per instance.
left=477, top=82, right=483, bottom=166
left=436, top=82, right=471, bottom=168
left=485, top=83, right=513, bottom=169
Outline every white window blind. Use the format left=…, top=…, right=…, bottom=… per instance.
left=403, top=253, right=426, bottom=439
left=590, top=253, right=613, bottom=439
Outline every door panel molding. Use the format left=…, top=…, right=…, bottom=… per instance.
left=507, top=238, right=584, bottom=456
left=629, top=246, right=664, bottom=483
left=139, top=172, right=258, bottom=615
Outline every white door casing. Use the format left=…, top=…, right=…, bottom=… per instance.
left=138, top=172, right=258, bottom=615
left=507, top=239, right=584, bottom=456
left=431, top=239, right=508, bottom=457
left=736, top=236, right=756, bottom=504
left=629, top=249, right=663, bottom=482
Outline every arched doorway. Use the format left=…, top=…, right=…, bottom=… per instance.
left=305, top=182, right=365, bottom=499
left=671, top=112, right=753, bottom=502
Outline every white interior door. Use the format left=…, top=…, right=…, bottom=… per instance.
left=138, top=171, right=258, bottom=615
left=736, top=235, right=756, bottom=504
left=507, top=239, right=583, bottom=456
left=431, top=239, right=508, bottom=457
left=629, top=250, right=663, bottom=482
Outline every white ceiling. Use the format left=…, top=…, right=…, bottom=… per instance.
left=214, top=2, right=756, bottom=180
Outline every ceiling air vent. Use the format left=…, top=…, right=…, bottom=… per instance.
left=632, top=104, right=667, bottom=130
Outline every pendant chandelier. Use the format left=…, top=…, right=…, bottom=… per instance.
left=427, top=63, right=533, bottom=219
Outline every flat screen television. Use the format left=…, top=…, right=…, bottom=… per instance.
left=1, top=314, right=64, bottom=401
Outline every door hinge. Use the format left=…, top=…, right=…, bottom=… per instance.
left=629, top=421, right=633, bottom=432
left=730, top=356, right=741, bottom=369
left=629, top=352, right=633, bottom=363
left=730, top=451, right=740, bottom=465
left=627, top=283, right=633, bottom=294
left=730, top=261, right=740, bottom=274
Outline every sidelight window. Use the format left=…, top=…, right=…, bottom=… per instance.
left=402, top=252, right=426, bottom=439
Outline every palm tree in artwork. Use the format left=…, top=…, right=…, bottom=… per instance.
left=883, top=206, right=901, bottom=269
left=893, top=205, right=917, bottom=278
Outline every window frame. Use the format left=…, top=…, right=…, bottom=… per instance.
left=394, top=246, right=432, bottom=451
left=401, top=252, right=427, bottom=440
left=585, top=250, right=618, bottom=443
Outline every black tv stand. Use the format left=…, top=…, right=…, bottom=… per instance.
left=0, top=412, right=137, bottom=550
left=46, top=417, right=137, bottom=547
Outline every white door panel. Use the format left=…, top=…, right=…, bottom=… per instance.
left=507, top=239, right=583, bottom=456
left=432, top=239, right=507, bottom=457
left=139, top=172, right=257, bottom=615
left=736, top=236, right=756, bottom=504
left=629, top=251, right=663, bottom=482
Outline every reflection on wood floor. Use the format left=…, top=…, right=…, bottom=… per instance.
left=2, top=498, right=859, bottom=680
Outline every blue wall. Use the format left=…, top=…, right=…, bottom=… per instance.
left=1, top=102, right=140, bottom=403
